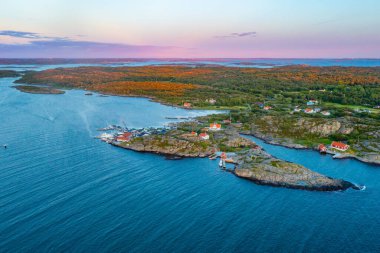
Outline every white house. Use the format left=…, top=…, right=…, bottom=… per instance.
left=321, top=111, right=331, bottom=116
left=209, top=123, right=222, bottom=131
left=199, top=133, right=210, bottom=140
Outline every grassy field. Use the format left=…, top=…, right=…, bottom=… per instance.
left=324, top=102, right=380, bottom=114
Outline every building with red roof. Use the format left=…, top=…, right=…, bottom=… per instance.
left=318, top=144, right=327, bottom=153
left=331, top=141, right=349, bottom=151
left=199, top=133, right=209, bottom=140
left=209, top=123, right=221, bottom=131
left=304, top=108, right=314, bottom=114
left=263, top=106, right=272, bottom=110
left=116, top=132, right=132, bottom=142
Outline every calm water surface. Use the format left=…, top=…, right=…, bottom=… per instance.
left=0, top=69, right=380, bottom=252
left=0, top=58, right=379, bottom=71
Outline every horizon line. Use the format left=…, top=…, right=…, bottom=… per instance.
left=1, top=57, right=380, bottom=60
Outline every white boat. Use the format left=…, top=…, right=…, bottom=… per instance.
left=99, top=133, right=114, bottom=141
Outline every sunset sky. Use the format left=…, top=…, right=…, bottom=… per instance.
left=1, top=0, right=379, bottom=58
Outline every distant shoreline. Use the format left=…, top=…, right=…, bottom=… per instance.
left=0, top=58, right=379, bottom=68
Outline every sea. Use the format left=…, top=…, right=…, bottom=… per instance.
left=0, top=59, right=379, bottom=252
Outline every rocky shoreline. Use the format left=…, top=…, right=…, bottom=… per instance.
left=240, top=130, right=380, bottom=166
left=330, top=153, right=380, bottom=166
left=233, top=149, right=358, bottom=191
left=107, top=122, right=360, bottom=192
left=13, top=85, right=65, bottom=95
left=240, top=130, right=308, bottom=149
left=244, top=115, right=380, bottom=166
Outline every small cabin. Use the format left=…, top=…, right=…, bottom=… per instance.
left=318, top=144, right=327, bottom=153
left=263, top=106, right=272, bottom=110
left=307, top=100, right=318, bottom=106
left=304, top=108, right=314, bottom=114
left=117, top=132, right=132, bottom=142
left=183, top=102, right=192, bottom=108
left=321, top=111, right=331, bottom=116
left=207, top=99, right=216, bottom=104
left=209, top=123, right=222, bottom=131
left=199, top=133, right=210, bottom=140
left=331, top=141, right=349, bottom=151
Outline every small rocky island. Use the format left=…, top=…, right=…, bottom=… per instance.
left=14, top=85, right=65, bottom=94
left=99, top=120, right=359, bottom=192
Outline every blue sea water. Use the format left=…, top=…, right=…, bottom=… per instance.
left=0, top=63, right=380, bottom=252
left=0, top=58, right=379, bottom=71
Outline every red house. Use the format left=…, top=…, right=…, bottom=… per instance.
left=199, top=133, right=209, bottom=140
left=304, top=108, right=314, bottom=114
left=117, top=132, right=132, bottom=142
left=318, top=144, right=327, bottom=153
left=183, top=102, right=192, bottom=108
left=331, top=141, right=349, bottom=151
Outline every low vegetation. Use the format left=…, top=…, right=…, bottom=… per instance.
left=13, top=85, right=65, bottom=94
left=16, top=65, right=380, bottom=163
left=17, top=65, right=380, bottom=107
left=0, top=70, right=19, bottom=78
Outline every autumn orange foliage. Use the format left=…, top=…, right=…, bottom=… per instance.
left=93, top=81, right=198, bottom=97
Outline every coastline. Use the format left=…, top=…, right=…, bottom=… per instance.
left=12, top=68, right=380, bottom=168
left=102, top=121, right=360, bottom=192
left=15, top=80, right=380, bottom=167
left=232, top=171, right=357, bottom=192
left=240, top=130, right=380, bottom=166
left=13, top=85, right=65, bottom=95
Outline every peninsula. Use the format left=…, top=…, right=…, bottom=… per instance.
left=99, top=121, right=359, bottom=191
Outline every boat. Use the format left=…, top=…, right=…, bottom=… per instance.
left=99, top=133, right=114, bottom=141
left=97, top=125, right=114, bottom=131
left=165, top=155, right=183, bottom=160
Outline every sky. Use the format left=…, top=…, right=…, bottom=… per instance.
left=0, top=0, right=379, bottom=58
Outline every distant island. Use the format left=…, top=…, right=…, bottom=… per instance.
left=0, top=70, right=20, bottom=78
left=13, top=85, right=65, bottom=94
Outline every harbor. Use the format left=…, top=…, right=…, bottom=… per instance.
left=96, top=124, right=174, bottom=143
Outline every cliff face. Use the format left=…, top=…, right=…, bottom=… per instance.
left=247, top=115, right=380, bottom=165
left=252, top=116, right=352, bottom=138
left=296, top=118, right=342, bottom=136
left=234, top=149, right=356, bottom=191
